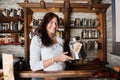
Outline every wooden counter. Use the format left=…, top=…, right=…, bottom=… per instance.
left=0, top=69, right=99, bottom=80
left=0, top=68, right=118, bottom=80
left=15, top=70, right=97, bottom=78
left=14, top=67, right=118, bottom=80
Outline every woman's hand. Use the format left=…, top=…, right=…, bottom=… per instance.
left=114, top=66, right=120, bottom=72
left=54, top=52, right=73, bottom=62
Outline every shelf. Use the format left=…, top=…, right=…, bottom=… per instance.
left=0, top=42, right=23, bottom=45
left=17, top=1, right=111, bottom=69
left=70, top=26, right=98, bottom=29
left=17, top=3, right=110, bottom=9
left=0, top=30, right=23, bottom=33
left=0, top=17, right=24, bottom=23
left=81, top=38, right=98, bottom=39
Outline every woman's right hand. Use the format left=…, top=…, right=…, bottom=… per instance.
left=54, top=52, right=73, bottom=62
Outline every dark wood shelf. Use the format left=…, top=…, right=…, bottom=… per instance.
left=81, top=38, right=98, bottom=39
left=70, top=26, right=98, bottom=29
left=0, top=42, right=23, bottom=45
left=17, top=2, right=110, bottom=9
left=18, top=3, right=110, bottom=13
left=17, top=1, right=111, bottom=69
left=0, top=30, right=23, bottom=33
left=0, top=17, right=24, bottom=23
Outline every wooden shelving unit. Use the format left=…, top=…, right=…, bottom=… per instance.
left=0, top=12, right=24, bottom=46
left=18, top=0, right=110, bottom=70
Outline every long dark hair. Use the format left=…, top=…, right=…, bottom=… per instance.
left=35, top=12, right=60, bottom=47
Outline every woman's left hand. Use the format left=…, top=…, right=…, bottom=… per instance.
left=54, top=52, right=73, bottom=62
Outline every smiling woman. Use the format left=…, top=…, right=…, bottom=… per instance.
left=29, top=12, right=73, bottom=80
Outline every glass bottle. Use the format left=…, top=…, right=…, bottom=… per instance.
left=10, top=21, right=13, bottom=30
left=83, top=29, right=86, bottom=39
left=88, top=30, right=91, bottom=38
left=17, top=8, right=24, bottom=18
left=95, top=29, right=98, bottom=38
left=6, top=8, right=10, bottom=17
left=2, top=9, right=7, bottom=17
left=9, top=8, right=14, bottom=17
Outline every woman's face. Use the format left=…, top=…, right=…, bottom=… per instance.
left=46, top=17, right=58, bottom=34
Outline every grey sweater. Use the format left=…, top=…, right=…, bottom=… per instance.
left=30, top=35, right=66, bottom=71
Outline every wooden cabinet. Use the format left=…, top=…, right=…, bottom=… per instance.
left=18, top=0, right=110, bottom=69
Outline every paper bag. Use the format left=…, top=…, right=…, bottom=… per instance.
left=2, top=54, right=14, bottom=80
left=72, top=42, right=82, bottom=59
left=73, top=42, right=82, bottom=54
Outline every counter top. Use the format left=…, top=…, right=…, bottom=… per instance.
left=1, top=68, right=118, bottom=80
left=15, top=70, right=97, bottom=78
left=15, top=67, right=118, bottom=79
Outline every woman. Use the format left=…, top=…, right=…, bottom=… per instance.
left=30, top=12, right=73, bottom=72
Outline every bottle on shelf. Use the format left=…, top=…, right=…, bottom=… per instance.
left=91, top=30, right=94, bottom=38
left=94, top=18, right=100, bottom=27
left=6, top=9, right=10, bottom=17
left=9, top=8, right=17, bottom=17
left=83, top=30, right=86, bottom=39
left=18, top=21, right=24, bottom=31
left=88, top=30, right=91, bottom=38
left=16, top=8, right=24, bottom=18
left=87, top=19, right=90, bottom=27
left=81, top=29, right=86, bottom=39
left=10, top=21, right=13, bottom=30
left=84, top=18, right=87, bottom=27
left=94, top=29, right=98, bottom=38
left=75, top=18, right=81, bottom=27
left=94, top=40, right=98, bottom=50
left=59, top=17, right=64, bottom=27
left=2, top=9, right=10, bottom=17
